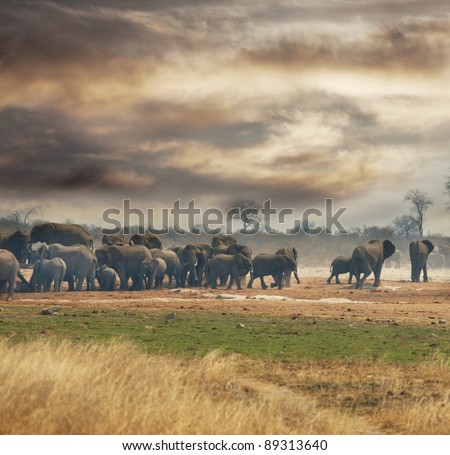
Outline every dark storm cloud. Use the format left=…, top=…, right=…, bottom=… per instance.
left=0, top=107, right=126, bottom=191
left=243, top=18, right=450, bottom=73
left=0, top=1, right=195, bottom=74
left=133, top=100, right=270, bottom=149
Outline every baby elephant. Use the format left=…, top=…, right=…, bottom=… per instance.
left=96, top=265, right=118, bottom=291
left=139, top=257, right=167, bottom=289
left=327, top=256, right=353, bottom=284
left=34, top=258, right=67, bottom=292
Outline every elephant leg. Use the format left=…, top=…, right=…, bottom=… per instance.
left=335, top=274, right=341, bottom=284
left=259, top=276, right=268, bottom=289
left=373, top=266, right=382, bottom=287
left=211, top=273, right=218, bottom=289
left=411, top=263, right=418, bottom=283
left=284, top=271, right=292, bottom=287
left=234, top=273, right=242, bottom=290
left=119, top=271, right=128, bottom=290
left=7, top=280, right=14, bottom=300
left=75, top=275, right=84, bottom=291
left=423, top=264, right=429, bottom=282
left=348, top=272, right=353, bottom=284
left=66, top=275, right=75, bottom=291
left=276, top=271, right=284, bottom=289
left=326, top=272, right=333, bottom=284
left=247, top=275, right=254, bottom=288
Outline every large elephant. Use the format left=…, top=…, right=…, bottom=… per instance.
left=205, top=253, right=252, bottom=290
left=0, top=249, right=28, bottom=300
left=129, top=233, right=162, bottom=250
left=247, top=253, right=296, bottom=290
left=327, top=256, right=353, bottom=284
left=95, top=244, right=152, bottom=290
left=275, top=246, right=300, bottom=286
left=437, top=245, right=450, bottom=267
left=0, top=230, right=30, bottom=263
left=40, top=243, right=97, bottom=291
left=32, top=258, right=67, bottom=292
left=427, top=252, right=446, bottom=269
left=180, top=243, right=214, bottom=287
left=409, top=240, right=434, bottom=282
left=351, top=239, right=395, bottom=289
left=30, top=223, right=93, bottom=250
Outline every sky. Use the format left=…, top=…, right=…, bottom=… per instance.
left=1, top=0, right=449, bottom=235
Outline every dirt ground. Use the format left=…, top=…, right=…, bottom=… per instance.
left=11, top=266, right=450, bottom=326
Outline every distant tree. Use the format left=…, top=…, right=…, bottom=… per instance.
left=445, top=173, right=450, bottom=210
left=361, top=224, right=395, bottom=239
left=404, top=189, right=433, bottom=237
left=392, top=214, right=419, bottom=238
left=227, top=199, right=262, bottom=233
left=4, top=206, right=46, bottom=230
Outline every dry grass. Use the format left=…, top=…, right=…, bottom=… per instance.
left=0, top=339, right=448, bottom=435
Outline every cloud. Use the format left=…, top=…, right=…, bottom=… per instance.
left=241, top=18, right=450, bottom=74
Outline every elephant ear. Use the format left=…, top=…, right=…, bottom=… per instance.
left=235, top=253, right=246, bottom=267
left=423, top=240, right=434, bottom=254
left=383, top=240, right=396, bottom=259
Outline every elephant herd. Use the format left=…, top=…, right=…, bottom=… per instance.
left=0, top=222, right=449, bottom=300
left=327, top=239, right=442, bottom=288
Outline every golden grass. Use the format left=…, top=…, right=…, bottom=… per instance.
left=0, top=339, right=448, bottom=435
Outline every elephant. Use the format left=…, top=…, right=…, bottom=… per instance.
left=40, top=243, right=97, bottom=291
left=409, top=240, right=434, bottom=282
left=351, top=239, right=396, bottom=289
left=385, top=250, right=402, bottom=268
left=30, top=223, right=93, bottom=250
left=96, top=265, right=118, bottom=291
left=0, top=249, right=28, bottom=300
left=427, top=252, right=446, bottom=269
left=101, top=234, right=130, bottom=246
left=161, top=249, right=181, bottom=287
left=204, top=253, right=252, bottom=290
left=129, top=233, right=162, bottom=250
left=139, top=257, right=167, bottom=289
left=275, top=246, right=300, bottom=286
left=327, top=256, right=353, bottom=284
left=95, top=244, right=152, bottom=290
left=179, top=243, right=214, bottom=287
left=437, top=245, right=450, bottom=267
left=247, top=253, right=297, bottom=290
left=0, top=230, right=29, bottom=263
left=32, top=258, right=67, bottom=292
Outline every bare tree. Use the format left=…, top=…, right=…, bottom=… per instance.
left=392, top=214, right=419, bottom=238
left=227, top=199, right=262, bottom=233
left=6, top=206, right=46, bottom=229
left=404, top=189, right=433, bottom=237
